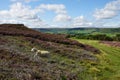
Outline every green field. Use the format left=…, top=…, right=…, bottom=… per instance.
left=33, top=28, right=120, bottom=41
left=33, top=28, right=120, bottom=35
left=73, top=38, right=120, bottom=80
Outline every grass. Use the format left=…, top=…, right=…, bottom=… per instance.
left=73, top=38, right=120, bottom=80
left=1, top=36, right=98, bottom=80
left=2, top=35, right=120, bottom=79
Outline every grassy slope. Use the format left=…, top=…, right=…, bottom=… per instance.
left=0, top=23, right=99, bottom=80
left=1, top=24, right=119, bottom=80
left=73, top=38, right=120, bottom=80
left=0, top=36, right=100, bottom=80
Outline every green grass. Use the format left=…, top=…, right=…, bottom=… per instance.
left=2, top=35, right=120, bottom=80
left=73, top=38, right=120, bottom=80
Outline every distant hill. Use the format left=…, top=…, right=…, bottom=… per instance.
left=33, top=27, right=120, bottom=34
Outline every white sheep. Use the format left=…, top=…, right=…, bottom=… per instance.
left=31, top=47, right=50, bottom=57
left=36, top=50, right=50, bottom=57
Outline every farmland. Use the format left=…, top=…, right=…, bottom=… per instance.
left=33, top=27, right=120, bottom=35
left=34, top=28, right=120, bottom=41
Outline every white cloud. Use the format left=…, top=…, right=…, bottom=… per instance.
left=9, top=2, right=38, bottom=19
left=0, top=2, right=70, bottom=28
left=0, top=2, right=48, bottom=28
left=0, top=10, right=10, bottom=18
left=94, top=0, right=120, bottom=19
left=0, top=2, right=40, bottom=20
left=38, top=4, right=71, bottom=23
left=93, top=19, right=120, bottom=28
left=0, top=19, right=20, bottom=24
left=73, top=16, right=93, bottom=27
left=54, top=14, right=71, bottom=22
left=52, top=16, right=93, bottom=28
left=10, top=0, right=38, bottom=3
left=38, top=4, right=67, bottom=14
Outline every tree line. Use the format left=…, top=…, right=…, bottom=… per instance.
left=67, top=33, right=120, bottom=41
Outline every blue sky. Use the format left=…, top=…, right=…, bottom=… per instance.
left=0, top=0, right=120, bottom=28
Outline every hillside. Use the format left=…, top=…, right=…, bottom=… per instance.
left=0, top=24, right=100, bottom=80
left=33, top=27, right=120, bottom=35
left=33, top=27, right=120, bottom=41
left=74, top=39, right=120, bottom=80
left=0, top=24, right=100, bottom=53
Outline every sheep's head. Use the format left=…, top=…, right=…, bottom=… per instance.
left=31, top=47, right=37, bottom=52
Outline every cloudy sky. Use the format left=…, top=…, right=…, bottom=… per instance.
left=0, top=0, right=120, bottom=28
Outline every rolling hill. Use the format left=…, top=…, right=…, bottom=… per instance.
left=33, top=27, right=120, bottom=35
left=0, top=24, right=100, bottom=80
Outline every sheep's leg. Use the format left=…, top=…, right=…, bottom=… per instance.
left=34, top=53, right=38, bottom=57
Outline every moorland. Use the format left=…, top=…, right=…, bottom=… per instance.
left=0, top=24, right=120, bottom=80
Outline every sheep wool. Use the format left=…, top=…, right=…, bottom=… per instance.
left=36, top=50, right=50, bottom=57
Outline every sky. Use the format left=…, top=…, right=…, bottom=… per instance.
left=0, top=0, right=120, bottom=28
